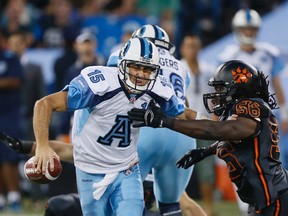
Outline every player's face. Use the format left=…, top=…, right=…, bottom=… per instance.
left=238, top=27, right=258, bottom=38
left=209, top=86, right=228, bottom=110
left=127, top=63, right=153, bottom=86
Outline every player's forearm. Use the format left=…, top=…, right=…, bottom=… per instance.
left=171, top=119, right=221, bottom=140
left=12, top=139, right=73, bottom=163
left=33, top=99, right=53, bottom=147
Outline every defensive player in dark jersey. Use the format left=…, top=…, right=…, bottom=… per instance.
left=128, top=60, right=288, bottom=216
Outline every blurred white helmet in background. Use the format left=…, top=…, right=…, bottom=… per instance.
left=132, top=24, right=176, bottom=54
left=232, top=9, right=262, bottom=46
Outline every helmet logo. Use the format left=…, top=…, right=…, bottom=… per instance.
left=231, top=67, right=251, bottom=83
left=139, top=38, right=153, bottom=62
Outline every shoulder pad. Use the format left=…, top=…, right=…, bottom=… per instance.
left=255, top=42, right=280, bottom=57
left=231, top=98, right=269, bottom=119
left=218, top=45, right=240, bottom=62
left=151, top=74, right=175, bottom=100
left=80, top=66, right=119, bottom=94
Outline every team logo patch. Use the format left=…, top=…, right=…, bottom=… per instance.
left=231, top=67, right=251, bottom=83
left=144, top=110, right=154, bottom=125
left=123, top=167, right=133, bottom=176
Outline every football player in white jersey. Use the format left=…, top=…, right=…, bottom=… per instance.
left=0, top=131, right=207, bottom=216
left=32, top=37, right=200, bottom=216
left=217, top=8, right=288, bottom=214
left=108, top=24, right=198, bottom=216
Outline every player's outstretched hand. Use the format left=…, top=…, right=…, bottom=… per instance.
left=127, top=100, right=174, bottom=128
left=0, top=131, right=32, bottom=154
left=176, top=148, right=206, bottom=169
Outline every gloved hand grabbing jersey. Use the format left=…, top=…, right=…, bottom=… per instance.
left=0, top=131, right=32, bottom=154
left=127, top=100, right=174, bottom=128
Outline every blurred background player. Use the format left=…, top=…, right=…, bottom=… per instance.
left=6, top=30, right=45, bottom=141
left=0, top=29, right=24, bottom=212
left=6, top=29, right=47, bottom=208
left=217, top=8, right=288, bottom=214
left=180, top=33, right=215, bottom=216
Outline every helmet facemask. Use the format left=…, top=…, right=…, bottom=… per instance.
left=203, top=80, right=234, bottom=116
left=234, top=27, right=258, bottom=46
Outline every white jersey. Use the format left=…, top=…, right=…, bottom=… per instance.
left=218, top=42, right=285, bottom=97
left=157, top=48, right=190, bottom=103
left=181, top=59, right=215, bottom=114
left=64, top=66, right=184, bottom=174
left=108, top=48, right=190, bottom=104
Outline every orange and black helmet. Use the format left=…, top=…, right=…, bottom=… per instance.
left=203, top=60, right=273, bottom=116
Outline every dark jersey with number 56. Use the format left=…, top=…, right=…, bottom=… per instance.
left=217, top=98, right=288, bottom=211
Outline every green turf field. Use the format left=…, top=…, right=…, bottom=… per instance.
left=0, top=198, right=242, bottom=216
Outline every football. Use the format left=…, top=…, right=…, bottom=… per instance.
left=24, top=156, right=62, bottom=184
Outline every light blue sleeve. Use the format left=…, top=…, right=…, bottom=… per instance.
left=185, top=73, right=191, bottom=91
left=149, top=93, right=185, bottom=117
left=163, top=95, right=185, bottom=117
left=63, top=75, right=101, bottom=111
left=271, top=57, right=285, bottom=77
left=107, top=50, right=120, bottom=67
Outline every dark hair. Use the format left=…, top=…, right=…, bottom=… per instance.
left=256, top=71, right=278, bottom=110
left=233, top=70, right=277, bottom=109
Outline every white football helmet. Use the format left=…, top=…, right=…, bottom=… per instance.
left=232, top=9, right=262, bottom=46
left=132, top=24, right=176, bottom=54
left=118, top=37, right=160, bottom=94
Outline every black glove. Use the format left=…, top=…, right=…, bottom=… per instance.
left=176, top=148, right=206, bottom=169
left=127, top=100, right=174, bottom=128
left=0, top=131, right=32, bottom=154
left=177, top=141, right=220, bottom=169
